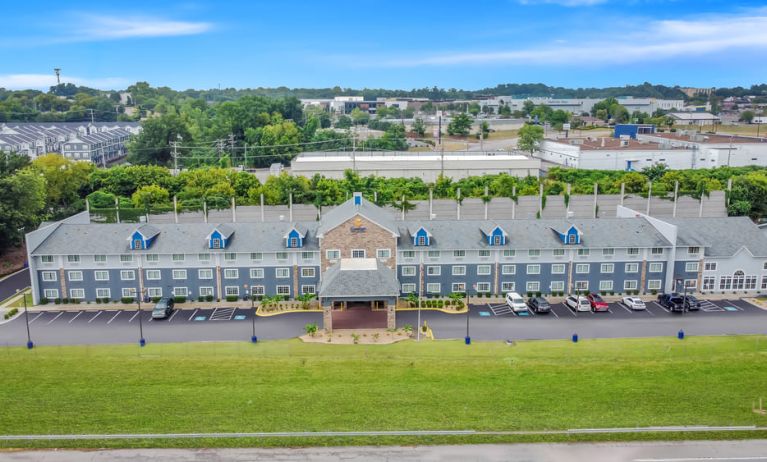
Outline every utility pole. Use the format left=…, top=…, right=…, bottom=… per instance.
left=170, top=141, right=179, bottom=175
left=54, top=68, right=61, bottom=85
left=228, top=133, right=236, bottom=164
left=88, top=109, right=95, bottom=124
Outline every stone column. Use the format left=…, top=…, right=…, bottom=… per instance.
left=323, top=303, right=333, bottom=332
left=387, top=303, right=396, bottom=330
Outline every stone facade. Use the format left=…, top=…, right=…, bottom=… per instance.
left=319, top=214, right=397, bottom=271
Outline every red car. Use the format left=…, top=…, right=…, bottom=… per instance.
left=587, top=293, right=609, bottom=312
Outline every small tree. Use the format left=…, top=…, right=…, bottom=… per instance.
left=447, top=113, right=472, bottom=136
left=305, top=322, right=318, bottom=336
left=298, top=292, right=316, bottom=310
left=517, top=124, right=544, bottom=154
left=412, top=118, right=427, bottom=137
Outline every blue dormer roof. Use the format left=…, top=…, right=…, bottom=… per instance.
left=128, top=224, right=160, bottom=250
left=480, top=224, right=508, bottom=246
left=284, top=224, right=307, bottom=248
left=409, top=226, right=432, bottom=246
left=206, top=224, right=235, bottom=249
left=553, top=224, right=582, bottom=245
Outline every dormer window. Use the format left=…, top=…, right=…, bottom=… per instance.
left=290, top=237, right=298, bottom=248
left=284, top=225, right=306, bottom=249
left=128, top=225, right=160, bottom=250
left=493, top=235, right=502, bottom=246
left=482, top=224, right=507, bottom=246
left=568, top=234, right=576, bottom=244
left=418, top=236, right=426, bottom=246
left=212, top=239, right=221, bottom=249
left=133, top=239, right=143, bottom=249
left=553, top=225, right=582, bottom=245
left=207, top=224, right=234, bottom=250
left=411, top=226, right=431, bottom=246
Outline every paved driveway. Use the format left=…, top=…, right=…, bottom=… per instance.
left=0, top=269, right=29, bottom=302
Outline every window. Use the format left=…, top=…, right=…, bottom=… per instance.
left=251, top=252, right=263, bottom=261
left=120, top=270, right=135, bottom=281
left=493, top=235, right=502, bottom=246
left=685, top=262, right=699, bottom=272
left=251, top=286, right=265, bottom=296
left=351, top=249, right=366, bottom=259
left=526, top=281, right=540, bottom=292
left=401, top=251, right=415, bottom=259
left=477, top=265, right=491, bottom=275
left=625, top=263, right=639, bottom=273
left=550, top=281, right=565, bottom=292
left=764, top=262, right=767, bottom=271
left=502, top=282, right=516, bottom=292
left=719, top=276, right=733, bottom=290
left=454, top=250, right=466, bottom=258
left=762, top=276, right=767, bottom=290
left=577, top=249, right=589, bottom=257
left=377, top=248, right=391, bottom=259
left=145, top=254, right=159, bottom=263
left=503, top=249, right=515, bottom=258
left=648, top=280, right=662, bottom=290
left=145, top=270, right=161, bottom=280
left=225, top=286, right=239, bottom=296
left=43, top=289, right=59, bottom=299
left=648, top=262, right=663, bottom=273
left=301, top=251, right=313, bottom=260
left=417, top=236, right=427, bottom=246
left=452, top=265, right=466, bottom=276
left=427, top=266, right=441, bottom=276
left=688, top=247, right=700, bottom=255
left=551, top=264, right=566, bottom=274
left=401, top=283, right=416, bottom=293
left=427, top=250, right=440, bottom=258
left=750, top=275, right=761, bottom=290
left=198, top=253, right=211, bottom=262
left=69, top=288, right=85, bottom=299
left=41, top=255, right=54, bottom=264
left=600, top=263, right=614, bottom=274
left=173, top=287, right=188, bottom=297
left=326, top=249, right=340, bottom=260
left=68, top=271, right=83, bottom=281
left=198, top=269, right=213, bottom=279
left=599, top=280, right=613, bottom=291
left=94, top=270, right=109, bottom=281
left=568, top=234, right=577, bottom=244
left=224, top=268, right=239, bottom=279
left=94, top=255, right=107, bottom=263
left=172, top=269, right=187, bottom=280
left=275, top=267, right=290, bottom=278
left=276, top=252, right=288, bottom=261
left=704, top=262, right=717, bottom=271
left=120, top=254, right=133, bottom=263
left=528, top=249, right=541, bottom=257
left=211, top=238, right=221, bottom=249
left=703, top=276, right=716, bottom=291
left=276, top=285, right=290, bottom=295
left=733, top=271, right=745, bottom=290
left=426, top=283, right=441, bottom=293
left=402, top=266, right=417, bottom=276
left=553, top=249, right=565, bottom=257
left=67, top=255, right=80, bottom=263
left=627, top=248, right=640, bottom=256
left=526, top=264, right=540, bottom=275
left=172, top=254, right=185, bottom=262
left=122, top=288, right=137, bottom=298
left=199, top=287, right=214, bottom=297
left=651, top=247, right=664, bottom=255
left=624, top=280, right=638, bottom=290
left=501, top=265, right=515, bottom=275
left=289, top=238, right=298, bottom=248
left=684, top=279, right=697, bottom=289
left=452, top=282, right=466, bottom=293
left=224, top=252, right=236, bottom=262
left=477, top=282, right=491, bottom=292
left=250, top=268, right=265, bottom=279
left=41, top=271, right=57, bottom=282
left=301, top=267, right=315, bottom=278
left=575, top=281, right=589, bottom=291
left=602, top=248, right=615, bottom=256
left=575, top=264, right=590, bottom=274
left=478, top=250, right=490, bottom=257
left=301, top=285, right=316, bottom=295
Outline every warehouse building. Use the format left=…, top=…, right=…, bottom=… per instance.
left=537, top=137, right=694, bottom=170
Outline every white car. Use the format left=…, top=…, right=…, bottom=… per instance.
left=565, top=295, right=591, bottom=312
left=622, top=296, right=646, bottom=310
left=505, top=292, right=528, bottom=312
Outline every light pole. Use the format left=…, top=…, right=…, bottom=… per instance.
left=137, top=287, right=146, bottom=346
left=466, top=284, right=475, bottom=345
left=245, top=284, right=257, bottom=343
left=17, top=289, right=33, bottom=349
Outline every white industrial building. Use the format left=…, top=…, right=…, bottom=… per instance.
left=537, top=137, right=694, bottom=171
left=483, top=97, right=685, bottom=115
left=291, top=151, right=540, bottom=181
left=667, top=112, right=721, bottom=126
left=638, top=132, right=767, bottom=168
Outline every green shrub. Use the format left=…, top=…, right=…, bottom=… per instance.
left=121, top=297, right=135, bottom=304
left=225, top=295, right=238, bottom=302
left=40, top=297, right=49, bottom=305
left=174, top=296, right=186, bottom=304
left=305, top=323, right=318, bottom=335
left=4, top=308, right=19, bottom=320
left=54, top=298, right=61, bottom=305
left=205, top=295, right=214, bottom=302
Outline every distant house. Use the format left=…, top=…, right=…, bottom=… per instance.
left=667, top=112, right=720, bottom=126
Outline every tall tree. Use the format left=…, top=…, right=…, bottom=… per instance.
left=128, top=114, right=191, bottom=165
left=447, top=113, right=472, bottom=136
left=517, top=124, right=544, bottom=154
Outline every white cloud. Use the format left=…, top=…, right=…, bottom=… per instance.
left=73, top=14, right=212, bottom=40
left=518, top=0, right=608, bottom=6
left=0, top=74, right=129, bottom=90
left=367, top=13, right=767, bottom=68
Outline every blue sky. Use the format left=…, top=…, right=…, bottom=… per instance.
left=1, top=0, right=767, bottom=91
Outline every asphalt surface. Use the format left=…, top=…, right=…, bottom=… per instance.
left=0, top=298, right=765, bottom=347
left=1, top=441, right=767, bottom=461
left=0, top=269, right=29, bottom=303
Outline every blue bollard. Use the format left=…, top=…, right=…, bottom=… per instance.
left=26, top=341, right=34, bottom=349
left=572, top=333, right=579, bottom=343
left=139, top=338, right=146, bottom=347
left=251, top=335, right=258, bottom=343
left=677, top=329, right=685, bottom=340
left=465, top=336, right=471, bottom=345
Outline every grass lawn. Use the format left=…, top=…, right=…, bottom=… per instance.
left=707, top=124, right=766, bottom=137
left=4, top=292, right=32, bottom=309
left=1, top=336, right=766, bottom=448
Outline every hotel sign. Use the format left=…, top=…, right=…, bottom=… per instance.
left=350, top=217, right=367, bottom=233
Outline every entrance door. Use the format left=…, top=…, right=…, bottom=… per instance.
left=331, top=300, right=387, bottom=329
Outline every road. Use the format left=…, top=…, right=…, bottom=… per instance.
left=0, top=298, right=765, bottom=347
left=1, top=440, right=766, bottom=461
left=0, top=269, right=29, bottom=303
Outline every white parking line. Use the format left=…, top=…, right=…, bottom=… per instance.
left=27, top=312, right=44, bottom=324
left=168, top=309, right=179, bottom=322
left=87, top=311, right=103, bottom=323
left=714, top=300, right=742, bottom=311
left=619, top=302, right=633, bottom=313
left=652, top=301, right=670, bottom=313
left=128, top=310, right=140, bottom=322
left=46, top=312, right=64, bottom=324
left=68, top=311, right=83, bottom=323
left=188, top=308, right=199, bottom=321
left=106, top=311, right=121, bottom=324
left=549, top=308, right=559, bottom=319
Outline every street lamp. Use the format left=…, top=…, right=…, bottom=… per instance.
left=466, top=284, right=475, bottom=345
left=137, top=287, right=146, bottom=346
left=244, top=284, right=257, bottom=343
left=16, top=289, right=33, bottom=349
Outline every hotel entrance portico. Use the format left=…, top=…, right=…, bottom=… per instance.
left=318, top=258, right=399, bottom=330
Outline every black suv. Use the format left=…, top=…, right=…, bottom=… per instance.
left=152, top=297, right=175, bottom=319
left=683, top=295, right=701, bottom=311
left=657, top=293, right=685, bottom=312
left=527, top=296, right=551, bottom=314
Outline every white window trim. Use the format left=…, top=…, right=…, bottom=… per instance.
left=276, top=267, right=290, bottom=279
left=145, top=270, right=161, bottom=281
left=198, top=269, right=213, bottom=280
left=224, top=268, right=239, bottom=279
left=172, top=269, right=187, bottom=280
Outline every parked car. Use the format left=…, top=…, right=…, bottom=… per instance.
left=657, top=293, right=685, bottom=312
left=151, top=297, right=175, bottom=319
left=587, top=293, right=609, bottom=312
left=505, top=292, right=528, bottom=312
left=683, top=294, right=701, bottom=311
left=565, top=295, right=591, bottom=312
left=622, top=296, right=646, bottom=310
left=527, top=296, right=551, bottom=314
